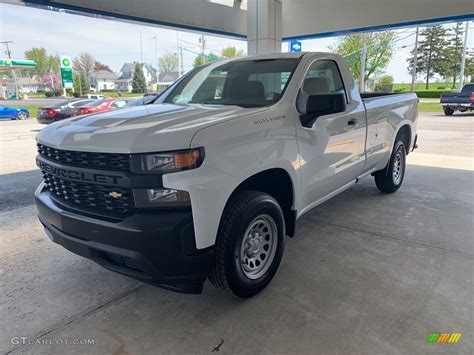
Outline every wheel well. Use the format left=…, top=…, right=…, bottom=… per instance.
left=396, top=125, right=411, bottom=154
left=231, top=168, right=296, bottom=237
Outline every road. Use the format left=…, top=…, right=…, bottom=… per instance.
left=0, top=98, right=66, bottom=106
left=0, top=112, right=473, bottom=354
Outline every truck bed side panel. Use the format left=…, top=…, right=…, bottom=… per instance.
left=362, top=93, right=418, bottom=172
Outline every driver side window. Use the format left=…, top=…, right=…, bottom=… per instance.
left=297, top=60, right=347, bottom=113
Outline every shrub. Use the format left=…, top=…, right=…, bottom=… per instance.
left=44, top=91, right=53, bottom=97
left=72, top=92, right=80, bottom=98
left=414, top=90, right=452, bottom=98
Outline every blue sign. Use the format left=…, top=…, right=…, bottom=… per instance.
left=289, top=40, right=302, bottom=52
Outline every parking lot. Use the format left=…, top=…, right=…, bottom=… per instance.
left=0, top=112, right=473, bottom=354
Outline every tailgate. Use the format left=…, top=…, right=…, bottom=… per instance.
left=440, top=93, right=471, bottom=104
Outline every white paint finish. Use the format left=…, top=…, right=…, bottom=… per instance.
left=13, top=0, right=472, bottom=40
left=247, top=0, right=282, bottom=54
left=282, top=0, right=474, bottom=38
left=36, top=53, right=418, bottom=250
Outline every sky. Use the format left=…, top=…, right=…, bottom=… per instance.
left=0, top=3, right=472, bottom=83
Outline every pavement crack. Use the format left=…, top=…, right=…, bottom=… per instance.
left=301, top=217, right=474, bottom=258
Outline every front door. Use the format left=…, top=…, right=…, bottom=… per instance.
left=296, top=59, right=366, bottom=213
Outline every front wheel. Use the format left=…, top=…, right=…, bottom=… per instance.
left=209, top=190, right=285, bottom=298
left=443, top=107, right=454, bottom=116
left=16, top=111, right=28, bottom=120
left=374, top=141, right=406, bottom=193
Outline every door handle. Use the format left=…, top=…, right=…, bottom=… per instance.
left=347, top=118, right=358, bottom=126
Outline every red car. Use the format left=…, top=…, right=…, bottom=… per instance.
left=73, top=99, right=129, bottom=115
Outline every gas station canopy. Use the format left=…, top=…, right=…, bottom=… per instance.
left=0, top=59, right=36, bottom=70
left=5, top=0, right=474, bottom=54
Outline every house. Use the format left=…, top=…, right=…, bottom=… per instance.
left=115, top=62, right=157, bottom=92
left=17, top=77, right=46, bottom=94
left=89, top=70, right=118, bottom=92
left=156, top=71, right=180, bottom=92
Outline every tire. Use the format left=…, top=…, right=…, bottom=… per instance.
left=443, top=107, right=454, bottom=116
left=16, top=111, right=28, bottom=120
left=209, top=190, right=285, bottom=298
left=374, top=140, right=406, bottom=193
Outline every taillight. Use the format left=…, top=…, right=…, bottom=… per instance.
left=470, top=92, right=474, bottom=101
left=47, top=109, right=57, bottom=117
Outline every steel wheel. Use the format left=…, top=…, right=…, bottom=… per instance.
left=240, top=214, right=278, bottom=280
left=392, top=151, right=404, bottom=185
left=16, top=111, right=27, bottom=120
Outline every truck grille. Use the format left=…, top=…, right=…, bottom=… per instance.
left=37, top=143, right=131, bottom=172
left=42, top=171, right=134, bottom=215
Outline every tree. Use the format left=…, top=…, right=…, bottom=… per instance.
left=221, top=46, right=244, bottom=59
left=329, top=31, right=396, bottom=81
left=193, top=53, right=219, bottom=67
left=445, top=23, right=464, bottom=88
left=73, top=52, right=95, bottom=90
left=407, top=25, right=448, bottom=89
left=94, top=61, right=113, bottom=73
left=158, top=53, right=178, bottom=73
left=132, top=63, right=147, bottom=93
left=374, top=75, right=394, bottom=92
left=24, top=47, right=58, bottom=76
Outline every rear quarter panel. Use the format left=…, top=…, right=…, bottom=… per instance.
left=363, top=93, right=418, bottom=172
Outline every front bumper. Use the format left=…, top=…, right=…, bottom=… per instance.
left=35, top=184, right=213, bottom=294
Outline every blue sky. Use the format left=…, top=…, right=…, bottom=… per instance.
left=0, top=3, right=472, bottom=83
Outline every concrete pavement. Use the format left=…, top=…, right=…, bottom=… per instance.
left=0, top=112, right=473, bottom=354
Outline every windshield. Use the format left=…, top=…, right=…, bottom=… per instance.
left=163, top=58, right=299, bottom=108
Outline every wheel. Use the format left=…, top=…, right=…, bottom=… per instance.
left=209, top=190, right=285, bottom=298
left=443, top=107, right=454, bottom=116
left=16, top=111, right=28, bottom=120
left=374, top=141, right=406, bottom=193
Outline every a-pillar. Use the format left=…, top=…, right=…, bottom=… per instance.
left=247, top=0, right=282, bottom=55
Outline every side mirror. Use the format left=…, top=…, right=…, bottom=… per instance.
left=300, top=93, right=346, bottom=128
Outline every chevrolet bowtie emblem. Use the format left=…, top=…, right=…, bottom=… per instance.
left=108, top=191, right=123, bottom=199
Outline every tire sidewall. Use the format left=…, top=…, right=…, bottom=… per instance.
left=224, top=197, right=285, bottom=298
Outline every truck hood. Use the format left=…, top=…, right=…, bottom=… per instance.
left=37, top=104, right=266, bottom=153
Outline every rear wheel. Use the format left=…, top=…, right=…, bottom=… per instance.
left=443, top=107, right=454, bottom=116
left=16, top=111, right=28, bottom=120
left=209, top=190, right=285, bottom=298
left=374, top=141, right=406, bottom=193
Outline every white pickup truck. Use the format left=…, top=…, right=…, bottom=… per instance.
left=35, top=52, right=418, bottom=298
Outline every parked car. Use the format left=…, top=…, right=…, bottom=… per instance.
left=0, top=105, right=29, bottom=120
left=73, top=99, right=129, bottom=115
left=37, top=99, right=95, bottom=124
left=35, top=52, right=418, bottom=297
left=440, top=84, right=474, bottom=116
left=80, top=94, right=106, bottom=100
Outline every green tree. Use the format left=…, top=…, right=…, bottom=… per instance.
left=132, top=63, right=147, bottom=93
left=193, top=53, right=219, bottom=67
left=24, top=47, right=58, bottom=76
left=73, top=72, right=87, bottom=95
left=220, top=46, right=244, bottom=59
left=329, top=31, right=396, bottom=81
left=73, top=52, right=95, bottom=90
left=374, top=75, right=394, bottom=92
left=445, top=23, right=464, bottom=88
left=407, top=25, right=448, bottom=89
left=158, top=53, right=178, bottom=73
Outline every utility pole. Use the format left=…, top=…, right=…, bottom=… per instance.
left=1, top=41, right=19, bottom=99
left=176, top=32, right=182, bottom=77
left=411, top=26, right=419, bottom=92
left=139, top=31, right=143, bottom=63
left=359, top=33, right=367, bottom=93
left=151, top=36, right=159, bottom=85
left=458, top=21, right=469, bottom=92
left=179, top=46, right=184, bottom=76
left=199, top=34, right=206, bottom=64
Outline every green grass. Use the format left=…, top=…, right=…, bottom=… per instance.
left=10, top=105, right=41, bottom=118
left=417, top=102, right=443, bottom=112
left=393, top=82, right=457, bottom=91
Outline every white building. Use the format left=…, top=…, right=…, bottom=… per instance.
left=89, top=70, right=118, bottom=92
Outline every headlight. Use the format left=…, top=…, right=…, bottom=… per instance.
left=134, top=188, right=191, bottom=207
left=138, top=148, right=204, bottom=173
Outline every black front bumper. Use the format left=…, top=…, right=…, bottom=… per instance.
left=35, top=185, right=213, bottom=294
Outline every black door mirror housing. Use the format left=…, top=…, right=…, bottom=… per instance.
left=300, top=93, right=346, bottom=128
